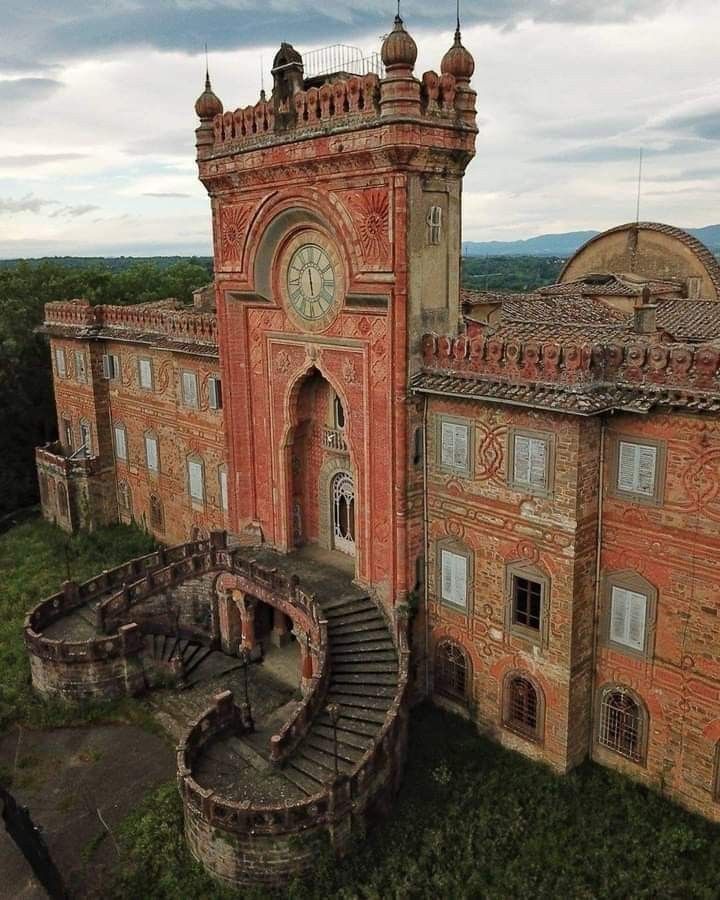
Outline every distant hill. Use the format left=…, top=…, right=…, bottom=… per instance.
left=0, top=256, right=213, bottom=271
left=464, top=225, right=720, bottom=258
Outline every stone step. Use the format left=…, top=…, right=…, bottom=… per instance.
left=289, top=753, right=333, bottom=785
left=185, top=647, right=213, bottom=677
left=324, top=696, right=390, bottom=719
left=311, top=724, right=372, bottom=753
left=328, top=617, right=386, bottom=637
left=330, top=648, right=398, bottom=664
left=326, top=607, right=385, bottom=628
left=305, top=733, right=364, bottom=764
left=297, top=745, right=354, bottom=775
left=330, top=682, right=396, bottom=701
left=316, top=713, right=379, bottom=738
left=332, top=661, right=398, bottom=675
left=324, top=600, right=377, bottom=621
left=283, top=764, right=321, bottom=797
left=331, top=629, right=392, bottom=647
left=331, top=671, right=398, bottom=686
left=320, top=595, right=372, bottom=613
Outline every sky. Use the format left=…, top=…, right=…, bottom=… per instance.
left=0, top=0, right=718, bottom=257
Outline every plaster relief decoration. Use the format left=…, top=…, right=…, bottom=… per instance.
left=341, top=188, right=391, bottom=268
left=219, top=203, right=251, bottom=268
left=476, top=422, right=506, bottom=482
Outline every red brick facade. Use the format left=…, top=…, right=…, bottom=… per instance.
left=35, top=23, right=720, bottom=823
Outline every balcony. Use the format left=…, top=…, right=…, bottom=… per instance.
left=35, top=442, right=101, bottom=478
left=322, top=427, right=348, bottom=453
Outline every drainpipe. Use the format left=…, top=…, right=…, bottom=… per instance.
left=422, top=393, right=431, bottom=697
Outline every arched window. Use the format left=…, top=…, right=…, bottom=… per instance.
left=434, top=641, right=468, bottom=702
left=333, top=394, right=345, bottom=430
left=117, top=480, right=131, bottom=514
left=598, top=687, right=645, bottom=763
left=504, top=674, right=543, bottom=741
left=149, top=494, right=164, bottom=532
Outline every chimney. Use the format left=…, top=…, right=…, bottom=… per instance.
left=634, top=285, right=657, bottom=334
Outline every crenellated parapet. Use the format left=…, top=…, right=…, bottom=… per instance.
left=421, top=332, right=720, bottom=395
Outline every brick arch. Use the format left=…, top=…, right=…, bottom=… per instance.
left=317, top=456, right=356, bottom=552
left=490, top=654, right=559, bottom=708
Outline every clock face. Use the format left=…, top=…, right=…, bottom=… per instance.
left=286, top=244, right=337, bottom=321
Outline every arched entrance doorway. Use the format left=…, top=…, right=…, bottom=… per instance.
left=331, top=470, right=355, bottom=556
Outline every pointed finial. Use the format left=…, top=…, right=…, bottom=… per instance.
left=204, top=42, right=211, bottom=90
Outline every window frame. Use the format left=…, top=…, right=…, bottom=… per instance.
left=187, top=455, right=205, bottom=506
left=181, top=370, right=199, bottom=408
left=596, top=684, right=648, bottom=766
left=113, top=422, right=128, bottom=462
left=503, top=671, right=545, bottom=744
left=436, top=539, right=472, bottom=613
left=79, top=420, right=92, bottom=457
left=102, top=352, right=120, bottom=381
left=62, top=418, right=74, bottom=453
left=427, top=204, right=443, bottom=245
left=608, top=433, right=666, bottom=506
left=505, top=562, right=549, bottom=646
left=137, top=357, right=154, bottom=392
left=208, top=375, right=223, bottom=410
left=144, top=431, right=160, bottom=474
left=54, top=347, right=67, bottom=378
left=218, top=465, right=228, bottom=512
left=507, top=427, right=555, bottom=496
left=436, top=414, right=473, bottom=477
left=74, top=350, right=87, bottom=383
left=434, top=640, right=470, bottom=704
left=601, top=571, right=657, bottom=660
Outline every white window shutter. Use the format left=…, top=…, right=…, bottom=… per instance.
left=610, top=587, right=629, bottom=644
left=636, top=446, right=657, bottom=496
left=453, top=425, right=468, bottom=469
left=114, top=426, right=126, bottom=460
left=627, top=590, right=647, bottom=650
left=102, top=354, right=110, bottom=378
left=219, top=468, right=228, bottom=510
left=189, top=460, right=204, bottom=500
left=55, top=349, right=66, bottom=376
left=441, top=423, right=455, bottom=467
left=146, top=436, right=158, bottom=471
left=618, top=442, right=638, bottom=492
left=139, top=359, right=152, bottom=389
left=209, top=377, right=219, bottom=410
left=514, top=435, right=531, bottom=484
left=453, top=553, right=467, bottom=607
left=529, top=438, right=547, bottom=487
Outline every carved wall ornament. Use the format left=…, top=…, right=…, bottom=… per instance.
left=219, top=203, right=251, bottom=266
left=343, top=188, right=391, bottom=266
left=342, top=359, right=358, bottom=384
left=276, top=350, right=291, bottom=374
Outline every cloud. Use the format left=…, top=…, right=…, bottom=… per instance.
left=0, top=194, right=58, bottom=214
left=142, top=192, right=192, bottom=198
left=539, top=139, right=712, bottom=164
left=49, top=203, right=101, bottom=218
left=124, top=130, right=194, bottom=158
left=649, top=167, right=720, bottom=183
left=0, top=77, right=63, bottom=104
left=0, top=153, right=87, bottom=167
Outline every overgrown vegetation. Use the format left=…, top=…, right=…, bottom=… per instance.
left=0, top=517, right=156, bottom=731
left=462, top=255, right=564, bottom=293
left=0, top=258, right=212, bottom=515
left=110, top=704, right=720, bottom=899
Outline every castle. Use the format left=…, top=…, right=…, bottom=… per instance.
left=28, top=12, right=720, bottom=887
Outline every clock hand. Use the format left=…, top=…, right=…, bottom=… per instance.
left=309, top=268, right=315, bottom=295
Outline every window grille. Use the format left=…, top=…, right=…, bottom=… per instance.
left=435, top=641, right=468, bottom=701
left=507, top=676, right=540, bottom=738
left=427, top=205, right=443, bottom=244
left=512, top=576, right=542, bottom=631
left=149, top=494, right=164, bottom=531
left=599, top=688, right=643, bottom=762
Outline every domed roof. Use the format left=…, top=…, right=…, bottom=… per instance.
left=195, top=73, right=223, bottom=120
left=441, top=27, right=474, bottom=82
left=381, top=15, right=418, bottom=70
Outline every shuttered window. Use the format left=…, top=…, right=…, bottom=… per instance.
left=441, top=549, right=468, bottom=609
left=55, top=348, right=66, bottom=377
left=188, top=459, right=204, bottom=502
left=610, top=586, right=647, bottom=652
left=219, top=467, right=228, bottom=511
left=440, top=421, right=469, bottom=471
left=102, top=353, right=119, bottom=380
left=74, top=351, right=87, bottom=382
left=145, top=434, right=159, bottom=472
left=113, top=424, right=127, bottom=461
left=513, top=435, right=548, bottom=489
left=138, top=358, right=153, bottom=390
left=208, top=376, right=222, bottom=410
left=617, top=441, right=657, bottom=496
left=182, top=371, right=199, bottom=408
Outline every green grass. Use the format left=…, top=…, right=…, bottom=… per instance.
left=0, top=517, right=156, bottom=731
left=109, top=704, right=720, bottom=899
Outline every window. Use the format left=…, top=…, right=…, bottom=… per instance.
left=208, top=375, right=222, bottom=410
left=687, top=276, right=702, bottom=299
left=434, top=641, right=468, bottom=701
left=79, top=422, right=92, bottom=456
left=113, top=423, right=128, bottom=461
left=440, top=546, right=469, bottom=610
left=512, top=576, right=542, bottom=631
left=505, top=674, right=543, bottom=742
left=611, top=436, right=665, bottom=504
left=438, top=416, right=471, bottom=474
left=218, top=466, right=228, bottom=511
left=117, top=480, right=131, bottom=514
left=54, top=347, right=66, bottom=377
left=57, top=483, right=69, bottom=519
left=74, top=350, right=87, bottom=383
left=598, top=687, right=645, bottom=763
left=188, top=457, right=204, bottom=503
left=62, top=419, right=74, bottom=452
left=509, top=430, right=552, bottom=493
left=610, top=586, right=647, bottom=652
left=102, top=353, right=120, bottom=380
left=412, top=426, right=423, bottom=466
left=138, top=357, right=153, bottom=391
left=145, top=433, right=159, bottom=473
left=181, top=371, right=199, bottom=408
left=427, top=205, right=442, bottom=244
left=333, top=394, right=345, bottom=430
left=149, top=494, right=164, bottom=532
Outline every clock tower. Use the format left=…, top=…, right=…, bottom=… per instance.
left=195, top=17, right=477, bottom=609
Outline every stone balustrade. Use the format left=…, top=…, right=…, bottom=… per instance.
left=422, top=332, right=720, bottom=393
left=36, top=442, right=102, bottom=477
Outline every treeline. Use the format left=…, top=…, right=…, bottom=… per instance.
left=0, top=259, right=212, bottom=516
left=462, top=255, right=564, bottom=293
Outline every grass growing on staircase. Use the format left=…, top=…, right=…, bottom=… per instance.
left=0, top=516, right=156, bottom=731
left=109, top=703, right=720, bottom=899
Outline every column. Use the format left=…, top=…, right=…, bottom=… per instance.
left=271, top=607, right=291, bottom=648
